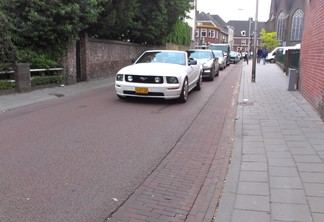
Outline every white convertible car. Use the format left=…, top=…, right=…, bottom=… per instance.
left=115, top=50, right=202, bottom=103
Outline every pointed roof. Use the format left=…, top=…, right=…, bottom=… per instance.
left=227, top=20, right=267, bottom=37
left=196, top=12, right=228, bottom=34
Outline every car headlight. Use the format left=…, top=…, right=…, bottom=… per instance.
left=203, top=60, right=213, bottom=68
left=116, top=74, right=123, bottom=81
left=166, top=76, right=179, bottom=83
left=127, top=75, right=133, bottom=82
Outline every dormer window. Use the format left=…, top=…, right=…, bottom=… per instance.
left=241, top=30, right=246, bottom=36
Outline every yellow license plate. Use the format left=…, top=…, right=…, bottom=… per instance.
left=135, top=87, right=148, bottom=94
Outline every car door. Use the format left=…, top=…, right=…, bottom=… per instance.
left=186, top=58, right=200, bottom=87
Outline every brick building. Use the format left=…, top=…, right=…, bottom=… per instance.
left=228, top=19, right=266, bottom=53
left=299, top=0, right=324, bottom=120
left=195, top=12, right=233, bottom=48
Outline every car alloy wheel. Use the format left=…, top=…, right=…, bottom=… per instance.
left=178, top=78, right=189, bottom=103
left=195, top=73, right=202, bottom=90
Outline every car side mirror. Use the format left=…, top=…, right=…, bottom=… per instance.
left=189, top=59, right=197, bottom=65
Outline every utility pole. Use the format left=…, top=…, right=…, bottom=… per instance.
left=251, top=0, right=259, bottom=82
left=248, top=17, right=252, bottom=55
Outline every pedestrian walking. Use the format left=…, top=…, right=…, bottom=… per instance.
left=262, top=48, right=268, bottom=65
left=257, top=48, right=262, bottom=63
left=244, top=51, right=249, bottom=64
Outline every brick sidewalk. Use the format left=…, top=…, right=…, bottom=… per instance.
left=215, top=62, right=324, bottom=222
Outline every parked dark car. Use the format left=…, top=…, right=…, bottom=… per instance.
left=186, top=49, right=220, bottom=81
left=229, top=51, right=240, bottom=64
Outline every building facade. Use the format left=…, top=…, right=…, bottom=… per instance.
left=299, top=0, right=324, bottom=120
left=268, top=0, right=305, bottom=47
left=195, top=12, right=233, bottom=48
left=227, top=19, right=266, bottom=53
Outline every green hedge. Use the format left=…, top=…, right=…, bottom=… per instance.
left=31, top=76, right=64, bottom=86
left=0, top=80, right=15, bottom=90
left=0, top=75, right=64, bottom=90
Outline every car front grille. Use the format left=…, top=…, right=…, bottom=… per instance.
left=125, top=75, right=163, bottom=84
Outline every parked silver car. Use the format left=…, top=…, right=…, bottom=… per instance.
left=212, top=50, right=226, bottom=70
left=186, top=49, right=220, bottom=81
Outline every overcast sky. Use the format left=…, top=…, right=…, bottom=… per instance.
left=197, top=0, right=272, bottom=22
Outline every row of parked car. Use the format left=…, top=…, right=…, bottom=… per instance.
left=115, top=48, right=233, bottom=103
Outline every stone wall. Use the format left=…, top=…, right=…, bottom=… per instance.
left=61, top=43, right=77, bottom=85
left=61, top=35, right=190, bottom=84
left=86, top=38, right=164, bottom=80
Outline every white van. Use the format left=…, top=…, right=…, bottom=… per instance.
left=266, top=44, right=300, bottom=63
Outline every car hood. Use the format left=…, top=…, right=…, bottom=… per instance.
left=117, top=63, right=187, bottom=75
left=195, top=59, right=209, bottom=66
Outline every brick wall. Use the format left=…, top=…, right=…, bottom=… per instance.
left=86, top=38, right=167, bottom=81
left=299, top=0, right=324, bottom=120
left=62, top=36, right=166, bottom=83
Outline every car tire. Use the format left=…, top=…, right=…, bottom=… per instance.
left=195, top=73, right=202, bottom=91
left=210, top=67, right=215, bottom=81
left=178, top=78, right=189, bottom=103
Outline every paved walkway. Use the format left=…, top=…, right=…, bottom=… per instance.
left=0, top=78, right=115, bottom=112
left=215, top=62, right=324, bottom=222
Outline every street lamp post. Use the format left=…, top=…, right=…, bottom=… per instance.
left=251, top=0, right=259, bottom=82
left=248, top=17, right=252, bottom=55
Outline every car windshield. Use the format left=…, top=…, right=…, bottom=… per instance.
left=208, top=44, right=228, bottom=52
left=136, top=51, right=186, bottom=65
left=187, top=51, right=212, bottom=60
left=230, top=51, right=236, bottom=56
left=213, top=51, right=223, bottom=57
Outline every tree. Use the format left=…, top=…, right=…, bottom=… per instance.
left=1, top=0, right=110, bottom=66
left=0, top=9, right=16, bottom=70
left=260, top=28, right=280, bottom=50
left=168, top=20, right=191, bottom=46
left=126, top=0, right=191, bottom=45
left=87, top=0, right=137, bottom=41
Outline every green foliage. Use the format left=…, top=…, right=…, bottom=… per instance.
left=17, top=49, right=59, bottom=69
left=0, top=80, right=15, bottom=90
left=87, top=0, right=192, bottom=45
left=1, top=0, right=191, bottom=69
left=0, top=9, right=17, bottom=71
left=2, top=0, right=109, bottom=59
left=260, top=28, right=280, bottom=50
left=118, top=0, right=191, bottom=45
left=31, top=75, right=64, bottom=86
left=168, top=20, right=191, bottom=46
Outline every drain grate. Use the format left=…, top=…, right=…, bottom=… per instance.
left=49, top=93, right=65, bottom=98
left=238, top=101, right=254, bottom=106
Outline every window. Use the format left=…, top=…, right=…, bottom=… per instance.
left=195, top=30, right=199, bottom=37
left=277, top=11, right=286, bottom=41
left=241, top=39, right=247, bottom=45
left=208, top=30, right=215, bottom=38
left=291, top=9, right=304, bottom=41
left=216, top=31, right=219, bottom=39
left=201, top=29, right=207, bottom=37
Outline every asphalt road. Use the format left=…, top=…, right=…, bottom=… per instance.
left=0, top=62, right=241, bottom=222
